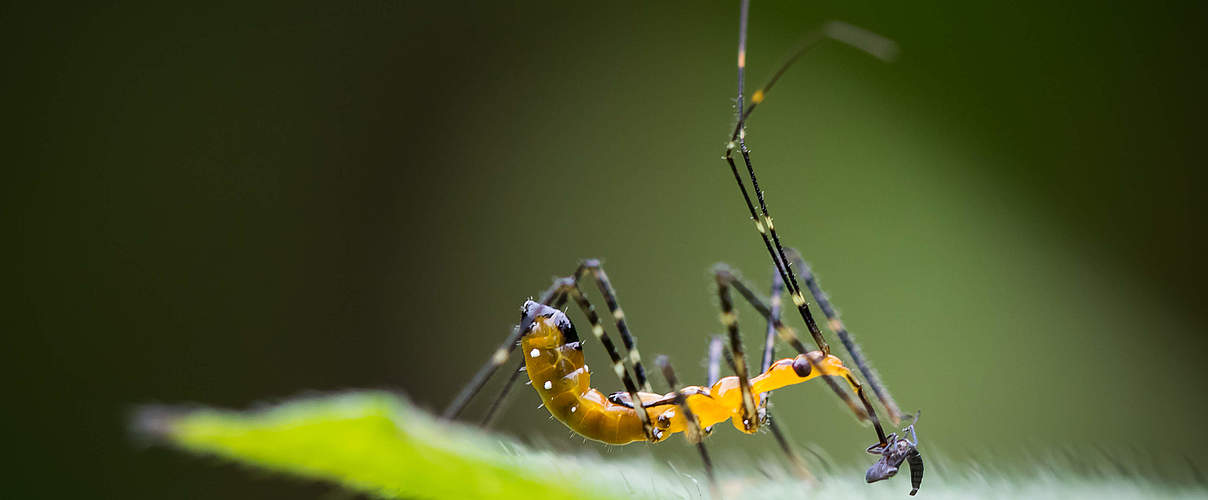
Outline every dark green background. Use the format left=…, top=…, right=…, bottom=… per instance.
left=11, top=0, right=1208, bottom=497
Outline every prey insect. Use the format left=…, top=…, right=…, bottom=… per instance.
left=866, top=413, right=925, bottom=495
left=443, top=0, right=923, bottom=495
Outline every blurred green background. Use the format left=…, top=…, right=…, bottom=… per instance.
left=11, top=0, right=1208, bottom=497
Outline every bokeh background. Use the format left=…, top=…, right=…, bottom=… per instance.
left=11, top=0, right=1208, bottom=497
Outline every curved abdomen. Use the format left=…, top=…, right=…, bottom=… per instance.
left=521, top=312, right=653, bottom=444
left=518, top=301, right=853, bottom=444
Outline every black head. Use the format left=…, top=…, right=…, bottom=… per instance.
left=520, top=300, right=580, bottom=344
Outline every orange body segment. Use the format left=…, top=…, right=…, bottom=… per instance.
left=521, top=311, right=855, bottom=445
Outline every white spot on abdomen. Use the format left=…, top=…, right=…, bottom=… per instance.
left=530, top=348, right=540, bottom=358
left=543, top=380, right=553, bottom=390
left=562, top=366, right=589, bottom=381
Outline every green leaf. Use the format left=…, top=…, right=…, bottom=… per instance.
left=135, top=391, right=1206, bottom=499
left=136, top=392, right=639, bottom=500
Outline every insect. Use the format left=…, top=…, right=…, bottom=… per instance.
left=866, top=413, right=925, bottom=495
left=442, top=1, right=923, bottom=495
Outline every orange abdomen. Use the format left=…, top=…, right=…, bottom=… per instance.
left=519, top=302, right=854, bottom=444
left=521, top=316, right=653, bottom=444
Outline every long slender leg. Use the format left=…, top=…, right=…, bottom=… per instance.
left=724, top=2, right=829, bottom=355
left=707, top=335, right=724, bottom=386
left=714, top=329, right=810, bottom=480
left=905, top=420, right=919, bottom=447
left=714, top=267, right=759, bottom=433
left=702, top=334, right=726, bottom=438
left=706, top=286, right=810, bottom=480
left=723, top=147, right=829, bottom=355
left=756, top=266, right=813, bottom=480
left=722, top=1, right=897, bottom=358
left=714, top=266, right=867, bottom=421
left=479, top=359, right=526, bottom=427
left=764, top=414, right=811, bottom=480
left=760, top=264, right=784, bottom=373
left=442, top=280, right=564, bottom=419
left=715, top=267, right=889, bottom=445
left=562, top=279, right=655, bottom=441
left=474, top=294, right=570, bottom=427
left=722, top=1, right=899, bottom=440
left=710, top=340, right=814, bottom=481
left=728, top=21, right=895, bottom=138
left=577, top=260, right=652, bottom=392
left=656, top=355, right=717, bottom=498
left=789, top=249, right=905, bottom=424
left=447, top=265, right=653, bottom=440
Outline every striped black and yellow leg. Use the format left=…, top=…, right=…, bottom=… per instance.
left=721, top=4, right=897, bottom=359
left=442, top=280, right=566, bottom=420
left=723, top=144, right=832, bottom=357
left=712, top=267, right=865, bottom=419
left=722, top=142, right=830, bottom=356
left=715, top=267, right=890, bottom=446
left=445, top=268, right=655, bottom=441
left=788, top=248, right=905, bottom=424
left=713, top=265, right=759, bottom=433
left=706, top=339, right=809, bottom=482
left=576, top=259, right=653, bottom=393
left=656, top=355, right=717, bottom=498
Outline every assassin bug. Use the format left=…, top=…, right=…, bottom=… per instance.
left=442, top=0, right=923, bottom=495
